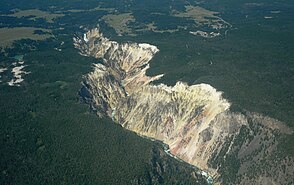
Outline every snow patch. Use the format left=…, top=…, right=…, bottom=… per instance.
left=7, top=60, right=30, bottom=86
left=190, top=31, right=220, bottom=38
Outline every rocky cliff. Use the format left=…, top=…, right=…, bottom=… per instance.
left=74, top=28, right=294, bottom=184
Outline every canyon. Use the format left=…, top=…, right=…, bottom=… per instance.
left=74, top=28, right=294, bottom=184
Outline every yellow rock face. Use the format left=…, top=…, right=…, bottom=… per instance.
left=74, top=28, right=293, bottom=184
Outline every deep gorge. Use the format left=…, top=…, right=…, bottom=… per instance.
left=74, top=28, right=294, bottom=184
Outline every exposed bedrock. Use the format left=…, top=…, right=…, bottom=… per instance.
left=74, top=28, right=294, bottom=184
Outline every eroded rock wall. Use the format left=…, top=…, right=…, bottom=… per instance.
left=74, top=28, right=293, bottom=184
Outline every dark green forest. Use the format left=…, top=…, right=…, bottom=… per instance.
left=0, top=0, right=294, bottom=184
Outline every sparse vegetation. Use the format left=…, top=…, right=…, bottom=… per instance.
left=101, top=13, right=135, bottom=36
left=3, top=9, right=64, bottom=23
left=0, top=27, right=52, bottom=48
